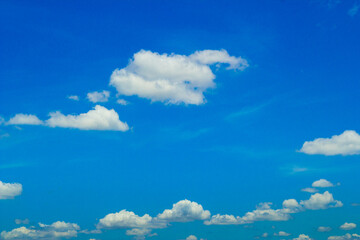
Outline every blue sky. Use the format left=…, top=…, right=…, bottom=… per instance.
left=1, top=1, right=360, bottom=240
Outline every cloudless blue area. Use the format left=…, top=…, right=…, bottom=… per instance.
left=1, top=0, right=360, bottom=239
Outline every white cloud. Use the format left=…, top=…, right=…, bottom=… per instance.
left=1, top=221, right=80, bottom=240
left=299, top=130, right=360, bottom=156
left=302, top=188, right=319, bottom=193
left=116, top=99, right=129, bottom=105
left=274, top=231, right=290, bottom=236
left=348, top=3, right=359, bottom=17
left=318, top=226, right=332, bottom=232
left=300, top=191, right=343, bottom=210
left=0, top=180, right=22, bottom=199
left=110, top=49, right=248, bottom=105
left=262, top=232, right=269, bottom=238
left=97, top=210, right=165, bottom=229
left=312, top=179, right=335, bottom=188
left=7, top=114, right=43, bottom=126
left=328, top=233, right=360, bottom=240
left=46, top=105, right=129, bottom=131
left=126, top=228, right=154, bottom=240
left=157, top=199, right=211, bottom=222
left=186, top=235, right=198, bottom=240
left=340, top=223, right=357, bottom=230
left=15, top=219, right=29, bottom=225
left=293, top=234, right=312, bottom=240
left=205, top=191, right=342, bottom=225
left=87, top=91, right=110, bottom=103
left=67, top=95, right=79, bottom=101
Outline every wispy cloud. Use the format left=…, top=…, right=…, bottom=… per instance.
left=348, top=2, right=359, bottom=17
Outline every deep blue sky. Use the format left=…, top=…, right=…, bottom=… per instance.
left=1, top=1, right=360, bottom=240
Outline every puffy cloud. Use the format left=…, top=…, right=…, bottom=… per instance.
left=299, top=130, right=360, bottom=156
left=293, top=234, right=312, bottom=240
left=262, top=232, right=269, bottom=238
left=205, top=202, right=292, bottom=225
left=300, top=191, right=343, bottom=210
left=87, top=91, right=110, bottom=103
left=6, top=114, right=43, bottom=126
left=328, top=233, right=360, bottom=240
left=301, top=188, right=319, bottom=193
left=274, top=231, right=290, bottom=236
left=116, top=99, right=129, bottom=105
left=1, top=221, right=80, bottom=240
left=340, top=223, right=357, bottom=230
left=318, top=226, right=332, bottom=232
left=110, top=49, right=248, bottom=105
left=205, top=191, right=342, bottom=225
left=97, top=210, right=165, bottom=229
left=126, top=228, right=154, bottom=240
left=186, top=235, right=198, bottom=240
left=157, top=199, right=211, bottom=222
left=15, top=219, right=29, bottom=225
left=0, top=180, right=22, bottom=199
left=46, top=105, right=129, bottom=131
left=312, top=179, right=334, bottom=188
left=67, top=95, right=79, bottom=101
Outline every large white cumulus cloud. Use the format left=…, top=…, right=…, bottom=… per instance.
left=110, top=49, right=249, bottom=105
left=299, top=130, right=360, bottom=156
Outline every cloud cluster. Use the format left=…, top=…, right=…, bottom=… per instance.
left=299, top=130, right=360, bottom=156
left=110, top=49, right=248, bottom=105
left=0, top=180, right=22, bottom=200
left=5, top=106, right=129, bottom=131
left=328, top=233, right=360, bottom=240
left=204, top=191, right=342, bottom=225
left=1, top=221, right=80, bottom=240
left=97, top=200, right=210, bottom=239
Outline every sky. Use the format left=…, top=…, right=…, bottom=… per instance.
left=1, top=0, right=360, bottom=240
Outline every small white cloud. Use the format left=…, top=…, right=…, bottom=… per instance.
left=312, top=179, right=335, bottom=188
left=97, top=210, right=165, bottom=229
left=7, top=114, right=43, bottom=126
left=110, top=49, right=248, bottom=105
left=299, top=130, right=360, bottom=156
left=274, top=231, right=290, bottom=236
left=87, top=91, right=110, bottom=103
left=157, top=199, right=211, bottom=222
left=1, top=221, right=80, bottom=240
left=46, top=105, right=129, bottom=131
left=318, top=226, right=332, bottom=232
left=15, top=219, right=30, bottom=225
left=67, top=95, right=80, bottom=101
left=116, top=99, right=129, bottom=105
left=126, top=228, right=153, bottom=240
left=186, top=235, right=198, bottom=240
left=340, top=223, right=357, bottom=230
left=262, top=232, right=269, bottom=238
left=0, top=133, right=10, bottom=139
left=328, top=233, right=360, bottom=240
left=348, top=3, right=359, bottom=17
left=302, top=188, right=319, bottom=193
left=293, top=234, right=312, bottom=240
left=0, top=180, right=22, bottom=200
